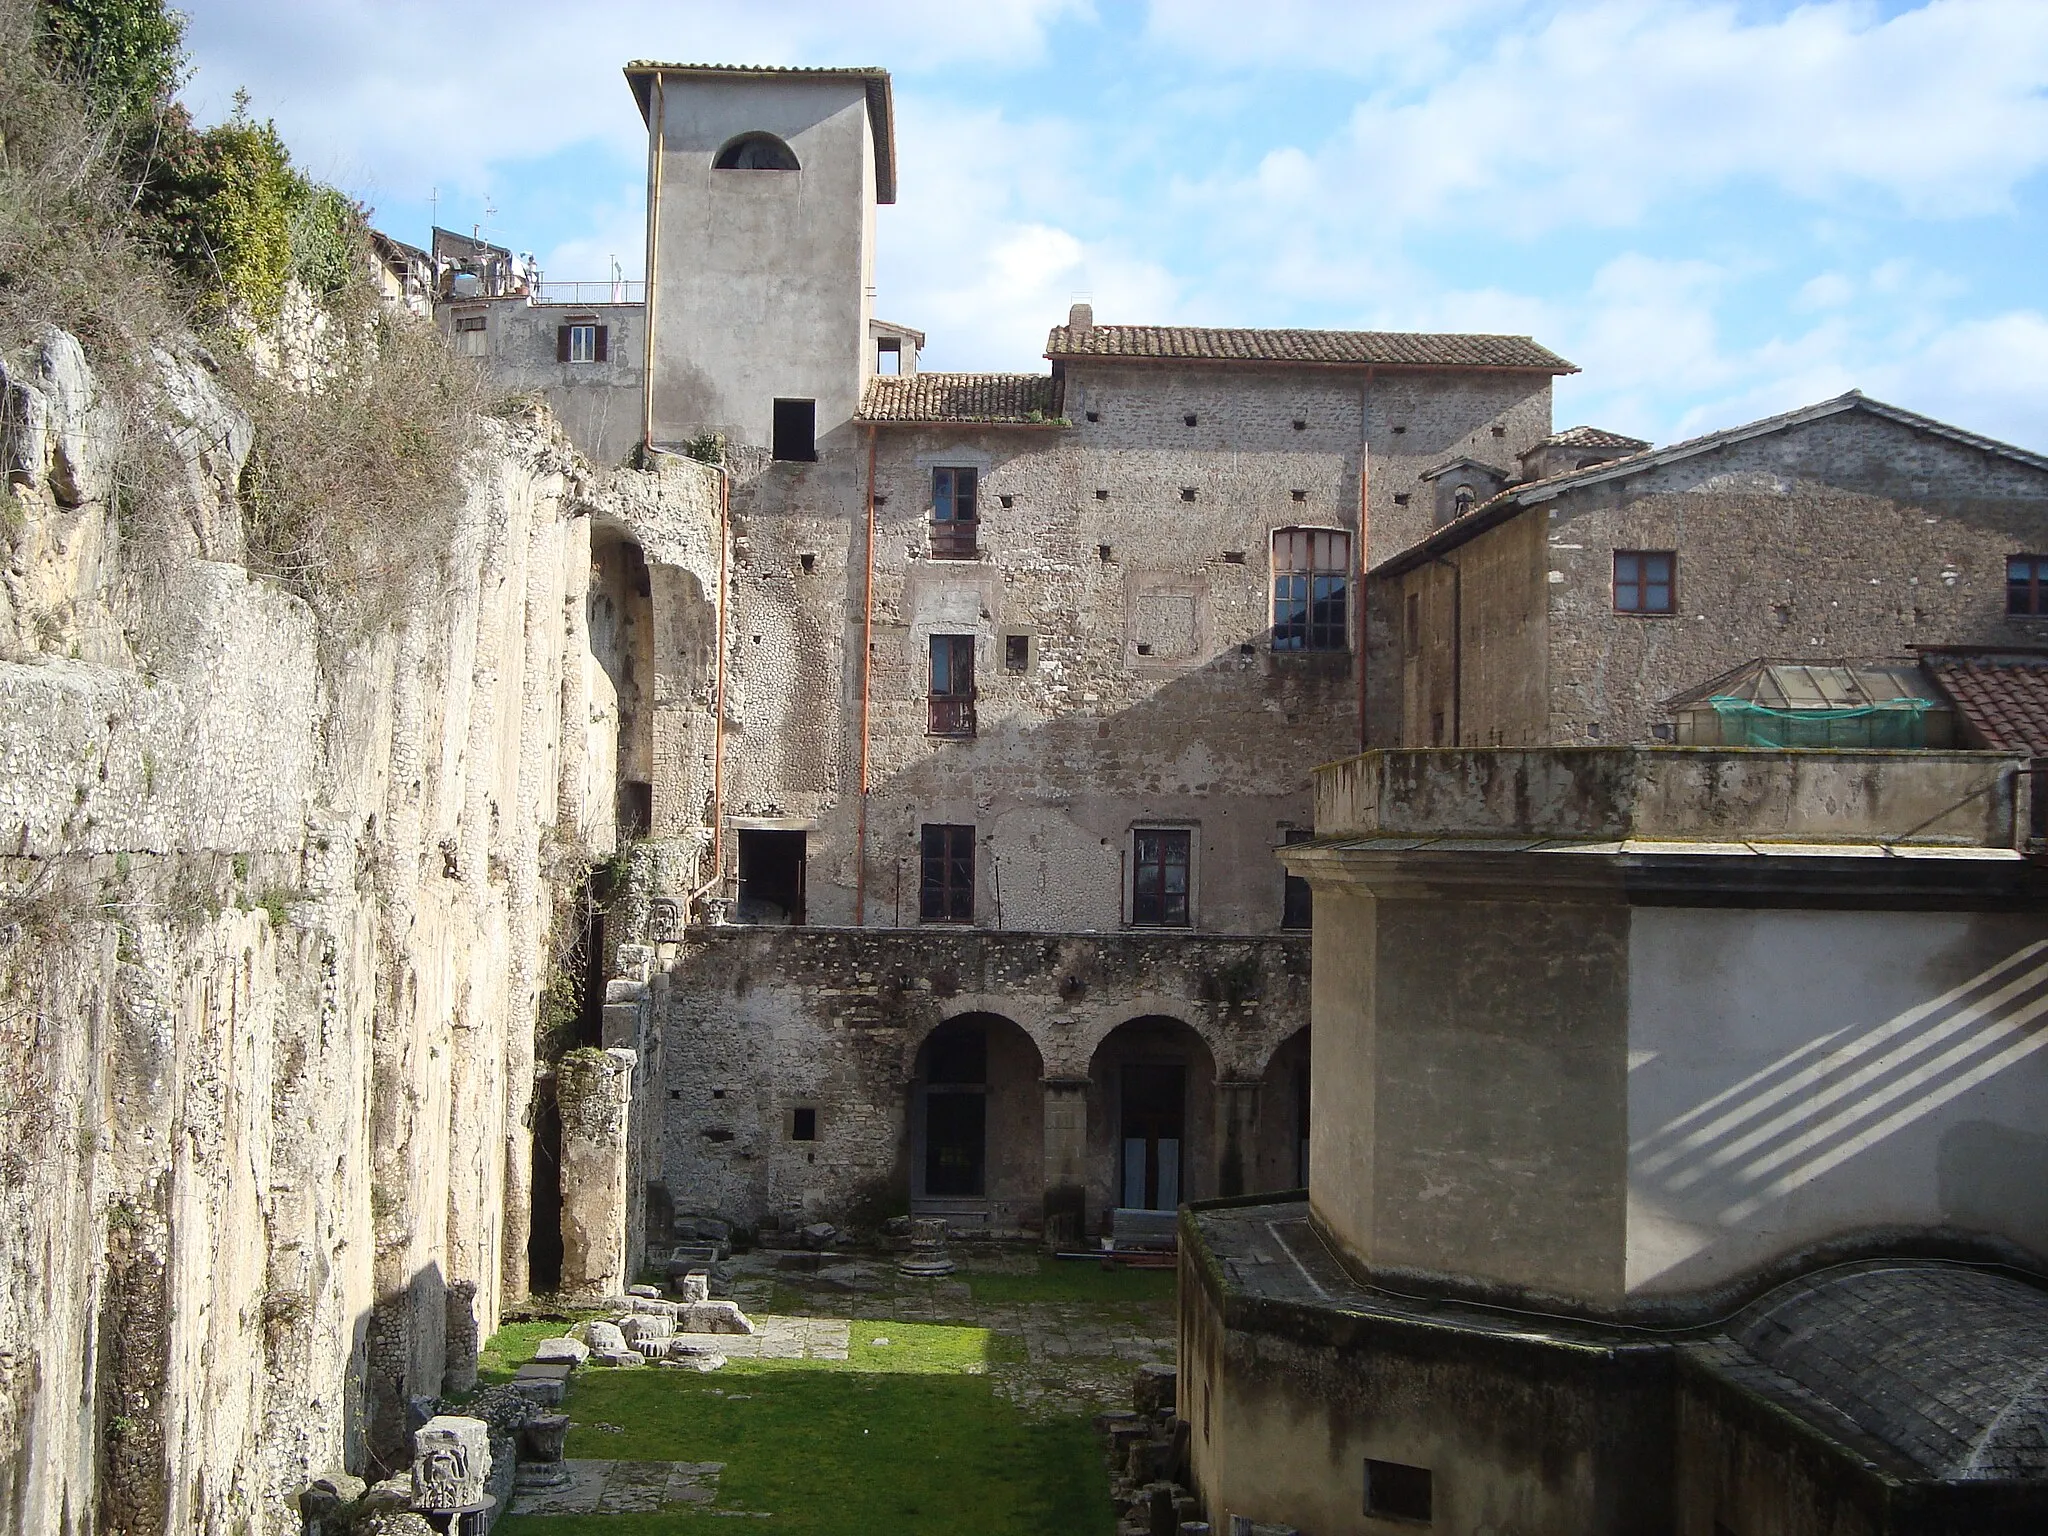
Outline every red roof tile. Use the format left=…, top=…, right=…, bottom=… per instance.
left=858, top=372, right=1062, bottom=425
left=1044, top=324, right=1574, bottom=372
left=1924, top=655, right=2048, bottom=754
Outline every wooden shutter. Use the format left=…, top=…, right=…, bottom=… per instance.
left=556, top=325, right=570, bottom=362
left=594, top=325, right=609, bottom=362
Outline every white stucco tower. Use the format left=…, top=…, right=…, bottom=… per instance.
left=626, top=63, right=895, bottom=455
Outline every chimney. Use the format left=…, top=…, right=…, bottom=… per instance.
left=1067, top=302, right=1094, bottom=333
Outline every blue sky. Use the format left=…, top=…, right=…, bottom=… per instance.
left=177, top=1, right=2047, bottom=450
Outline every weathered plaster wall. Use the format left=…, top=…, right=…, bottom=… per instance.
left=0, top=332, right=646, bottom=1535
left=1627, top=908, right=2048, bottom=1299
left=440, top=297, right=645, bottom=466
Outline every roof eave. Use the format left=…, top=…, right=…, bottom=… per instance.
left=1044, top=351, right=1577, bottom=376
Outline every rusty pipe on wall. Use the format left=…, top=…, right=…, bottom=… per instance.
left=854, top=425, right=878, bottom=925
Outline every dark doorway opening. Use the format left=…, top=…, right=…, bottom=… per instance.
left=1120, top=1064, right=1185, bottom=1210
left=737, top=830, right=806, bottom=924
left=920, top=1019, right=988, bottom=1198
left=528, top=1077, right=564, bottom=1292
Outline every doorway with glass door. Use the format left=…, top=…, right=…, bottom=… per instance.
left=1120, top=1063, right=1185, bottom=1210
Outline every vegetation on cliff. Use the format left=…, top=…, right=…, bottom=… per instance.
left=1, top=0, right=489, bottom=630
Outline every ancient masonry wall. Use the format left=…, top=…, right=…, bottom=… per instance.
left=0, top=329, right=707, bottom=1535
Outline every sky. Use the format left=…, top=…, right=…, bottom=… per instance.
left=175, top=0, right=2048, bottom=451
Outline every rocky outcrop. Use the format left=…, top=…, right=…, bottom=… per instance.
left=0, top=330, right=653, bottom=1534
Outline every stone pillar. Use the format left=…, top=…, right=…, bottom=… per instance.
left=1042, top=1076, right=1091, bottom=1249
left=557, top=1047, right=636, bottom=1298
left=1217, top=1080, right=1261, bottom=1199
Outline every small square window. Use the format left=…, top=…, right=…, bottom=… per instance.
left=1292, top=419, right=1306, bottom=431
left=1085, top=410, right=1100, bottom=423
left=2008, top=555, right=2048, bottom=615
left=792, top=1107, right=817, bottom=1141
left=1291, top=489, right=1308, bottom=502
left=1614, top=550, right=1675, bottom=615
left=1183, top=413, right=1198, bottom=426
left=1095, top=488, right=1110, bottom=501
left=1394, top=492, right=1410, bottom=507
left=1004, top=634, right=1031, bottom=673
left=1365, top=1458, right=1433, bottom=1522
left=1180, top=487, right=1197, bottom=502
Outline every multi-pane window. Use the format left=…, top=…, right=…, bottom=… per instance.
left=919, top=824, right=975, bottom=923
left=933, top=466, right=977, bottom=522
left=928, top=634, right=975, bottom=736
left=2008, top=556, right=2048, bottom=615
left=1614, top=551, right=1675, bottom=614
left=932, top=467, right=978, bottom=558
left=566, top=323, right=597, bottom=363
left=1272, top=528, right=1352, bottom=651
left=1132, top=829, right=1192, bottom=927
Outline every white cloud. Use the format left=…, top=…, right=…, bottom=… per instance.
left=178, top=0, right=1092, bottom=202
left=1142, top=0, right=1521, bottom=75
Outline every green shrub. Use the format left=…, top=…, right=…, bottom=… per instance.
left=35, top=0, right=184, bottom=123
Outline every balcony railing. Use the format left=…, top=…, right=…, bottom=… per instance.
left=928, top=696, right=976, bottom=737
left=929, top=519, right=979, bottom=560
left=532, top=280, right=645, bottom=305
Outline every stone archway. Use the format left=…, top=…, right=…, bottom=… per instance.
left=907, top=1013, right=1045, bottom=1237
left=1086, top=1016, right=1219, bottom=1231
left=1255, top=1026, right=1311, bottom=1194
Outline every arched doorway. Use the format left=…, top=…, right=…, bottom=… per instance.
left=909, top=1014, right=1045, bottom=1234
left=1259, top=1027, right=1311, bottom=1192
left=1088, top=1016, right=1218, bottom=1223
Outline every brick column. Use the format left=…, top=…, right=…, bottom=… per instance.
left=1042, top=1076, right=1091, bottom=1249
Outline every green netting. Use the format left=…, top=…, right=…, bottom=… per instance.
left=1707, top=696, right=1935, bottom=748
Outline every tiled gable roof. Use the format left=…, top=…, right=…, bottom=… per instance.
left=859, top=373, right=1062, bottom=425
left=1539, top=425, right=1650, bottom=451
left=1044, top=325, right=1575, bottom=373
left=1923, top=653, right=2048, bottom=755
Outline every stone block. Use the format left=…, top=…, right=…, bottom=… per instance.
left=590, top=1349, right=645, bottom=1367
left=519, top=1414, right=571, bottom=1463
left=774, top=1251, right=821, bottom=1273
left=801, top=1221, right=838, bottom=1249
left=1134, top=1363, right=1178, bottom=1416
left=681, top=1299, right=756, bottom=1336
left=678, top=1271, right=711, bottom=1303
left=585, top=1320, right=627, bottom=1354
left=620, top=1312, right=673, bottom=1344
left=299, top=1472, right=367, bottom=1534
left=507, top=1377, right=565, bottom=1407
left=627, top=1283, right=663, bottom=1299
left=532, top=1336, right=590, bottom=1365
left=674, top=1215, right=732, bottom=1243
left=514, top=1362, right=573, bottom=1384
left=412, top=1415, right=491, bottom=1512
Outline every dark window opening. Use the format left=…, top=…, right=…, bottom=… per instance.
left=919, top=823, right=975, bottom=922
left=1132, top=828, right=1191, bottom=927
left=929, top=634, right=975, bottom=737
left=527, top=1078, right=563, bottom=1291
left=714, top=132, right=800, bottom=171
left=1098, top=544, right=1113, bottom=562
left=1273, top=527, right=1352, bottom=652
left=1292, top=419, right=1307, bottom=431
left=792, top=1106, right=817, bottom=1141
left=1223, top=550, right=1246, bottom=564
left=1614, top=550, right=1675, bottom=615
left=800, top=552, right=816, bottom=573
left=999, top=493, right=1014, bottom=508
left=1004, top=634, right=1031, bottom=673
left=1180, top=487, right=1197, bottom=502
left=1085, top=410, right=1100, bottom=423
left=1394, top=492, right=1411, bottom=506
left=877, top=337, right=901, bottom=374
left=736, top=829, right=806, bottom=924
left=772, top=398, right=816, bottom=462
left=1366, top=1459, right=1433, bottom=1522
left=1492, top=423, right=1507, bottom=437
left=1183, top=413, right=1197, bottom=426
left=1392, top=425, right=1408, bottom=435
left=1291, top=488, right=1308, bottom=502
left=1453, top=484, right=1476, bottom=516
left=2009, top=555, right=2048, bottom=615
left=1095, top=488, right=1110, bottom=500
left=620, top=779, right=652, bottom=838
left=1282, top=828, right=1313, bottom=930
left=1136, top=643, right=1153, bottom=656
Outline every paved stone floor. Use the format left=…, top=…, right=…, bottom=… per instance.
left=512, top=1460, right=734, bottom=1516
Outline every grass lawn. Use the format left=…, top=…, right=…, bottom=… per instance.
left=962, top=1257, right=1175, bottom=1308
left=491, top=1320, right=1116, bottom=1535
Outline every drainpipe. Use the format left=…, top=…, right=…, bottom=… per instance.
left=854, top=425, right=877, bottom=925
left=1357, top=368, right=1373, bottom=752
left=1432, top=553, right=1463, bottom=746
left=710, top=467, right=728, bottom=895
left=640, top=73, right=664, bottom=454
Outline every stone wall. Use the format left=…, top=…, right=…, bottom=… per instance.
left=0, top=330, right=650, bottom=1534
left=653, top=925, right=1310, bottom=1235
left=440, top=297, right=646, bottom=467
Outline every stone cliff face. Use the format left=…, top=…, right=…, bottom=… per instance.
left=0, top=326, right=685, bottom=1534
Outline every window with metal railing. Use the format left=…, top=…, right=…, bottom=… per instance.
left=931, top=466, right=979, bottom=559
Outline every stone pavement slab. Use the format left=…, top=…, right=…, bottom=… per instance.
left=507, top=1458, right=724, bottom=1516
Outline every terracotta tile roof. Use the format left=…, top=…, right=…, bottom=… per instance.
left=859, top=372, right=1063, bottom=425
left=1044, top=324, right=1575, bottom=373
left=1538, top=425, right=1650, bottom=451
left=1923, top=654, right=2048, bottom=754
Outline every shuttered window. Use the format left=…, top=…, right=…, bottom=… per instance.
left=557, top=322, right=608, bottom=363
